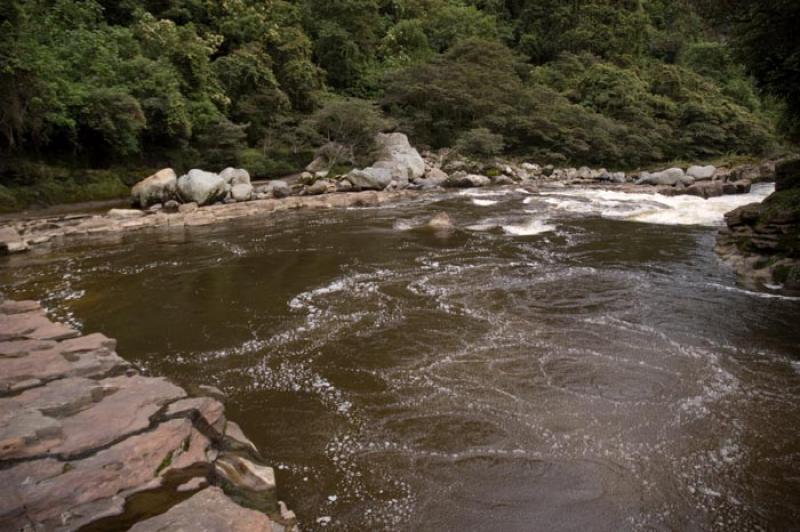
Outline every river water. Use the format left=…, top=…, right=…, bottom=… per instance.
left=2, top=184, right=800, bottom=531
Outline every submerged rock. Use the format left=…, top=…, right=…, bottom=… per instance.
left=427, top=212, right=455, bottom=230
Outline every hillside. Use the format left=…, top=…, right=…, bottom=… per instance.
left=0, top=0, right=788, bottom=209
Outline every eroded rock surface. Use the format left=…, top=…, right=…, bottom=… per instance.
left=716, top=158, right=800, bottom=291
left=0, top=299, right=298, bottom=531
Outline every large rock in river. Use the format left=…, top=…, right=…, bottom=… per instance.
left=686, top=165, right=716, bottom=180
left=637, top=168, right=693, bottom=187
left=345, top=133, right=425, bottom=190
left=131, top=168, right=177, bottom=207
left=177, top=170, right=227, bottom=206
left=716, top=158, right=800, bottom=291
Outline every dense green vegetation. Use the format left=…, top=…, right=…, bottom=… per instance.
left=0, top=0, right=792, bottom=209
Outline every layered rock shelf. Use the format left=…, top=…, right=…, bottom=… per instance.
left=0, top=298, right=297, bottom=531
left=0, top=190, right=415, bottom=256
left=716, top=158, right=800, bottom=291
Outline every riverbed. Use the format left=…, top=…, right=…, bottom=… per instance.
left=2, top=184, right=799, bottom=531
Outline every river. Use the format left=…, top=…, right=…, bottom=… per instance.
left=2, top=184, right=799, bottom=531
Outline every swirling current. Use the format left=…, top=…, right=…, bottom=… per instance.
left=2, top=184, right=799, bottom=531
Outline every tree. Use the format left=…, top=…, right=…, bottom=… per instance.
left=693, top=0, right=800, bottom=140
left=306, top=98, right=387, bottom=165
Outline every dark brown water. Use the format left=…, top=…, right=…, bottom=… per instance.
left=2, top=186, right=800, bottom=531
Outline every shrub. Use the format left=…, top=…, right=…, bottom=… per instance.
left=455, top=128, right=505, bottom=160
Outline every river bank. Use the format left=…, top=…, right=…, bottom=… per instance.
left=0, top=297, right=298, bottom=531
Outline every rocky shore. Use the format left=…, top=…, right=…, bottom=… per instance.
left=0, top=134, right=780, bottom=256
left=716, top=158, right=800, bottom=291
left=0, top=298, right=297, bottom=531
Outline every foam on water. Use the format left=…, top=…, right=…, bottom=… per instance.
left=472, top=199, right=498, bottom=206
left=502, top=218, right=556, bottom=236
left=539, top=184, right=774, bottom=226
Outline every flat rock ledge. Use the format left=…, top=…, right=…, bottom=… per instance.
left=1, top=190, right=415, bottom=255
left=0, top=298, right=298, bottom=531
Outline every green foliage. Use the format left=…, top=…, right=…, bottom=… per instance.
left=455, top=128, right=505, bottom=159
left=305, top=98, right=388, bottom=164
left=0, top=0, right=787, bottom=210
left=693, top=0, right=800, bottom=140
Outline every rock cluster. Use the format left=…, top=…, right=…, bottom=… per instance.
left=634, top=164, right=765, bottom=198
left=0, top=298, right=297, bottom=531
left=133, top=167, right=271, bottom=209
left=716, top=158, right=800, bottom=291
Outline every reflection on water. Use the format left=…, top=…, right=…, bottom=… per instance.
left=2, top=186, right=799, bottom=531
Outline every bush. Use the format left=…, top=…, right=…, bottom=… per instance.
left=305, top=98, right=387, bottom=165
left=455, top=128, right=505, bottom=160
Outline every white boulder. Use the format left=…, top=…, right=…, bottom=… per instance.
left=177, top=170, right=227, bottom=206
left=686, top=165, right=716, bottom=180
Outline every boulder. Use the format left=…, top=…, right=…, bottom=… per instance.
left=219, top=167, right=251, bottom=186
left=734, top=179, right=752, bottom=194
left=304, top=179, right=331, bottom=196
left=131, top=168, right=177, bottom=208
left=177, top=170, right=227, bottom=206
left=231, top=183, right=254, bottom=202
left=424, top=167, right=449, bottom=185
left=0, top=227, right=28, bottom=255
left=345, top=133, right=425, bottom=190
left=346, top=167, right=393, bottom=190
left=493, top=175, right=515, bottom=186
left=685, top=181, right=724, bottom=199
left=687, top=165, right=716, bottom=180
left=444, top=172, right=491, bottom=188
left=270, top=180, right=291, bottom=199
left=336, top=179, right=354, bottom=192
left=636, top=167, right=692, bottom=186
left=163, top=200, right=180, bottom=213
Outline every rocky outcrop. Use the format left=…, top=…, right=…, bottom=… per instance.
left=636, top=168, right=693, bottom=187
left=0, top=299, right=298, bottom=531
left=716, top=158, right=800, bottom=291
left=131, top=168, right=178, bottom=208
left=178, top=170, right=228, bottom=206
left=345, top=133, right=425, bottom=190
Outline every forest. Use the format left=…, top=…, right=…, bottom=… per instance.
left=0, top=0, right=797, bottom=209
